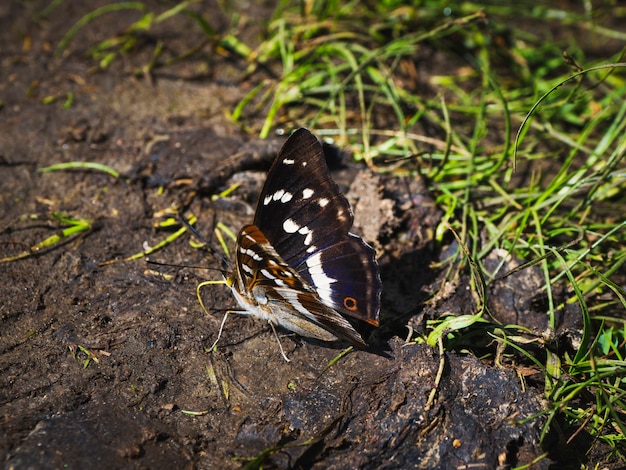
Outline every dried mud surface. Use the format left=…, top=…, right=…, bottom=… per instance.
left=0, top=2, right=606, bottom=469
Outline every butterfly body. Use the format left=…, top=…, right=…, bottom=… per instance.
left=226, top=128, right=381, bottom=348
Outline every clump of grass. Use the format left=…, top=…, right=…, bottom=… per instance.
left=232, top=4, right=489, bottom=152
left=0, top=212, right=92, bottom=263
left=53, top=1, right=226, bottom=73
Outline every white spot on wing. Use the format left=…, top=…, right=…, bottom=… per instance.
left=265, top=189, right=293, bottom=205
left=241, top=247, right=262, bottom=261
left=260, top=268, right=275, bottom=280
left=283, top=218, right=300, bottom=233
left=283, top=158, right=295, bottom=165
left=302, top=188, right=314, bottom=199
left=318, top=198, right=329, bottom=207
left=297, top=225, right=313, bottom=245
left=306, top=252, right=336, bottom=306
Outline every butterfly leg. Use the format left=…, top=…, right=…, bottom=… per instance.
left=268, top=321, right=291, bottom=362
left=209, top=311, right=230, bottom=353
left=209, top=311, right=292, bottom=362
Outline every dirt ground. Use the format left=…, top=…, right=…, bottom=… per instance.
left=0, top=2, right=618, bottom=469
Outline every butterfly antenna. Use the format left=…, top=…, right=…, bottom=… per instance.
left=147, top=259, right=227, bottom=275
left=180, top=213, right=230, bottom=270
left=196, top=281, right=234, bottom=355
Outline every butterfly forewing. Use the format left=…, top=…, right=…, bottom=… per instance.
left=253, top=129, right=354, bottom=265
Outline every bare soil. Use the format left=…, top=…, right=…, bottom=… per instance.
left=0, top=2, right=615, bottom=469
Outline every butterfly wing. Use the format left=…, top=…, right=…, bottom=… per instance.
left=233, top=224, right=367, bottom=346
left=252, top=128, right=381, bottom=326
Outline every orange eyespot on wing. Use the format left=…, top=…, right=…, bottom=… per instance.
left=343, top=296, right=358, bottom=311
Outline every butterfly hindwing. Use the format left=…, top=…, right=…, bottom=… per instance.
left=234, top=225, right=367, bottom=346
left=298, top=236, right=380, bottom=326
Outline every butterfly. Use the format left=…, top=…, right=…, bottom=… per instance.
left=218, top=128, right=381, bottom=358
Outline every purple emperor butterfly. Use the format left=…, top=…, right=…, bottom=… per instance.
left=221, top=128, right=381, bottom=356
